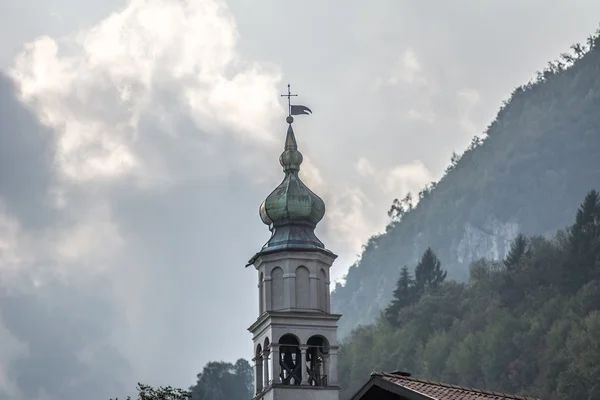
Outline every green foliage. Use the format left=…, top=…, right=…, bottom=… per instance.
left=111, top=384, right=191, bottom=400
left=385, top=249, right=448, bottom=326
left=339, top=190, right=600, bottom=400
left=565, top=189, right=600, bottom=291
left=385, top=266, right=415, bottom=325
left=332, top=22, right=600, bottom=339
left=189, top=359, right=253, bottom=400
left=504, top=234, right=531, bottom=271
left=112, top=359, right=253, bottom=400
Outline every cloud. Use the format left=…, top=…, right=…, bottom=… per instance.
left=0, top=320, right=26, bottom=399
left=456, top=88, right=482, bottom=136
left=10, top=0, right=282, bottom=186
left=54, top=205, right=124, bottom=267
left=326, top=187, right=373, bottom=254
left=2, top=0, right=287, bottom=397
left=457, top=88, right=481, bottom=105
left=315, top=157, right=433, bottom=280
left=388, top=48, right=428, bottom=87
left=355, top=157, right=433, bottom=196
left=0, top=277, right=128, bottom=400
left=356, top=157, right=376, bottom=178
left=0, top=72, right=131, bottom=400
left=406, top=107, right=436, bottom=124
left=0, top=204, right=35, bottom=283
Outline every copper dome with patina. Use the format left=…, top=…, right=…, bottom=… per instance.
left=257, top=122, right=327, bottom=254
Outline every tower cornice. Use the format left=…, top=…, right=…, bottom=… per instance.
left=247, top=247, right=338, bottom=268
left=248, top=310, right=343, bottom=335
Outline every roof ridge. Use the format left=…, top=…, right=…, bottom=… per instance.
left=376, top=373, right=539, bottom=400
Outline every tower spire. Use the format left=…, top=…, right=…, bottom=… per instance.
left=252, top=86, right=325, bottom=260
left=247, top=86, right=341, bottom=399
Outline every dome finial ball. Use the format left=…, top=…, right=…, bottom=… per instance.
left=286, top=116, right=294, bottom=124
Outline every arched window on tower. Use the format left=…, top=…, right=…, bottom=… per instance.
left=258, top=272, right=264, bottom=314
left=295, top=266, right=310, bottom=309
left=319, top=268, right=328, bottom=312
left=278, top=334, right=301, bottom=385
left=255, top=344, right=264, bottom=394
left=263, top=338, right=270, bottom=388
left=306, top=336, right=330, bottom=387
left=271, top=267, right=284, bottom=310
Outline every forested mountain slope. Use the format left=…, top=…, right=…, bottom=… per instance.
left=332, top=27, right=600, bottom=338
left=338, top=190, right=600, bottom=399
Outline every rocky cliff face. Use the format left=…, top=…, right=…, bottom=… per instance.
left=332, top=38, right=600, bottom=338
left=455, top=217, right=519, bottom=264
left=332, top=218, right=523, bottom=338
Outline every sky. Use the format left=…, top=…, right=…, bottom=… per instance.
left=1, top=0, right=600, bottom=399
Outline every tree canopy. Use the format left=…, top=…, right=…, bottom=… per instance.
left=112, top=359, right=253, bottom=400
left=339, top=190, right=600, bottom=400
left=189, top=359, right=253, bottom=400
left=111, top=384, right=191, bottom=400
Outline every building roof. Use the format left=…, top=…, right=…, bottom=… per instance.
left=351, top=372, right=540, bottom=400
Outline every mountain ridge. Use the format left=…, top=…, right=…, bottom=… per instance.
left=332, top=26, right=600, bottom=339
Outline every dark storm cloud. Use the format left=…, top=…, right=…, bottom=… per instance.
left=0, top=74, right=57, bottom=228
left=0, top=63, right=270, bottom=394
left=0, top=278, right=128, bottom=400
left=0, top=73, right=130, bottom=400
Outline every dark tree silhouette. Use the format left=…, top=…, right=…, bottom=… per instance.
left=189, top=359, right=253, bottom=400
left=414, top=248, right=447, bottom=294
left=385, top=266, right=415, bottom=325
left=111, top=384, right=191, bottom=400
left=566, top=190, right=600, bottom=290
left=388, top=192, right=414, bottom=222
left=504, top=234, right=531, bottom=272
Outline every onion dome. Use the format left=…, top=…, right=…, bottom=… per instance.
left=257, top=118, right=326, bottom=253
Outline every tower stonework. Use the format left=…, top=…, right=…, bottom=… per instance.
left=247, top=114, right=341, bottom=400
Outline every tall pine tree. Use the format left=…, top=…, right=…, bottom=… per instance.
left=566, top=189, right=600, bottom=290
left=414, top=248, right=447, bottom=294
left=504, top=234, right=531, bottom=272
left=385, top=266, right=415, bottom=325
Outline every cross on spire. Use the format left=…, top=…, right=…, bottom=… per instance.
left=280, top=84, right=312, bottom=123
left=281, top=83, right=298, bottom=117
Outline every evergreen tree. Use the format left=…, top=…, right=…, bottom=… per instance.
left=385, top=266, right=415, bottom=325
left=566, top=189, right=600, bottom=290
left=504, top=234, right=531, bottom=272
left=414, top=248, right=447, bottom=294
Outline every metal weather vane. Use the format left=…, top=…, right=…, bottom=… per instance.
left=281, top=84, right=312, bottom=123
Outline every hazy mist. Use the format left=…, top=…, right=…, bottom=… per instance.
left=1, top=0, right=600, bottom=399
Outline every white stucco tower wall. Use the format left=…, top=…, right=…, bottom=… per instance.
left=249, top=250, right=341, bottom=400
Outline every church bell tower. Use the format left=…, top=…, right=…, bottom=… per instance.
left=247, top=86, right=341, bottom=400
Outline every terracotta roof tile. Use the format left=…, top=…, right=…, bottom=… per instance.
left=374, top=372, right=540, bottom=400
